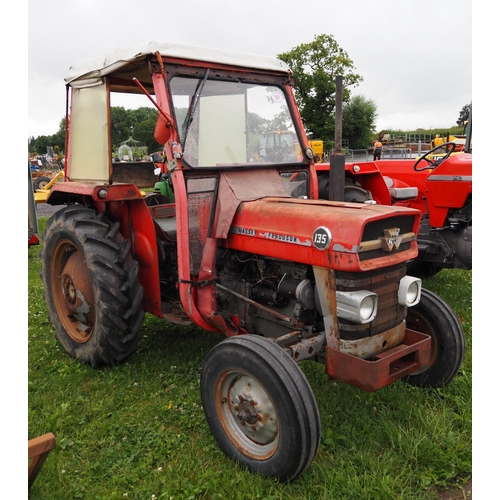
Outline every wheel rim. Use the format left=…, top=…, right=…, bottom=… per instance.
left=215, top=369, right=279, bottom=460
left=406, top=309, right=438, bottom=374
left=50, top=239, right=95, bottom=343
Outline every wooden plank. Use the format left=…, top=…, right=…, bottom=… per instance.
left=28, top=433, right=56, bottom=490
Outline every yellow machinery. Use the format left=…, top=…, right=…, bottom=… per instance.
left=430, top=125, right=468, bottom=152
left=33, top=170, right=146, bottom=203
left=34, top=170, right=65, bottom=203
left=264, top=131, right=325, bottom=163
left=430, top=134, right=466, bottom=151
left=308, top=140, right=325, bottom=163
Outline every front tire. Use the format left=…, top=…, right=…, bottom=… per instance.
left=200, top=335, right=321, bottom=482
left=405, top=289, right=465, bottom=387
left=40, top=205, right=145, bottom=367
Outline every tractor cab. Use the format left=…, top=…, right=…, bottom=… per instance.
left=48, top=41, right=325, bottom=334
left=57, top=42, right=315, bottom=199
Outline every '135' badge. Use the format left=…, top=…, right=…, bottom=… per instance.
left=312, top=227, right=332, bottom=251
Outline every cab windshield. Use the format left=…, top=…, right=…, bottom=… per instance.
left=170, top=76, right=304, bottom=168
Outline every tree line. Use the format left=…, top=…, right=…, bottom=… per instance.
left=28, top=34, right=471, bottom=157
left=28, top=107, right=162, bottom=158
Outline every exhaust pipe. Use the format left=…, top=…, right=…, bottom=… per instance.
left=329, top=75, right=345, bottom=201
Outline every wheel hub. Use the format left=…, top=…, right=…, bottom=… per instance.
left=61, top=274, right=78, bottom=309
left=58, top=250, right=95, bottom=334
left=222, top=373, right=278, bottom=447
left=236, top=398, right=258, bottom=425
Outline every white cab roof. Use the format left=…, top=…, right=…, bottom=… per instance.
left=65, top=41, right=290, bottom=89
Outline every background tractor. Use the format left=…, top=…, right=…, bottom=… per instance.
left=314, top=117, right=472, bottom=278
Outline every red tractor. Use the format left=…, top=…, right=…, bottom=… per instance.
left=314, top=137, right=472, bottom=278
left=40, top=42, right=464, bottom=482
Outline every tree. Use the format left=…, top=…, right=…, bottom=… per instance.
left=51, top=118, right=66, bottom=151
left=28, top=136, right=36, bottom=153
left=130, top=107, right=160, bottom=153
left=31, top=118, right=66, bottom=156
left=111, top=106, right=159, bottom=153
left=133, top=107, right=158, bottom=124
left=457, top=103, right=471, bottom=127
left=32, top=135, right=52, bottom=155
left=30, top=106, right=160, bottom=157
left=133, top=117, right=161, bottom=153
left=111, top=106, right=134, bottom=146
left=278, top=34, right=363, bottom=141
left=342, top=95, right=377, bottom=149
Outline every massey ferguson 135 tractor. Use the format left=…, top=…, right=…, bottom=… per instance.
left=40, top=42, right=465, bottom=482
left=314, top=131, right=472, bottom=278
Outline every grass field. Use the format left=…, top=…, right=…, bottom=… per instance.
left=28, top=217, right=472, bottom=500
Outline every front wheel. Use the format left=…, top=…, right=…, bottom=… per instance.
left=40, top=205, right=145, bottom=367
left=200, top=335, right=321, bottom=482
left=405, top=289, right=465, bottom=387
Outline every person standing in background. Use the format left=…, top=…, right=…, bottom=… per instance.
left=373, top=139, right=383, bottom=161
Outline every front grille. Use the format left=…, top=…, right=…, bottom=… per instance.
left=336, top=264, right=406, bottom=340
left=359, top=215, right=415, bottom=261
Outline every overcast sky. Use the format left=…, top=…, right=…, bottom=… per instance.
left=28, top=0, right=472, bottom=139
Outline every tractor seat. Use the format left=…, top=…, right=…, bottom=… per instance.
left=153, top=216, right=177, bottom=241
left=147, top=202, right=177, bottom=242
left=383, top=176, right=418, bottom=201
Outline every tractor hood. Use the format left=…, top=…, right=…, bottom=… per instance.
left=226, top=197, right=421, bottom=272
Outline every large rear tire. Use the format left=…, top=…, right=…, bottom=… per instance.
left=317, top=175, right=372, bottom=203
left=200, top=335, right=320, bottom=482
left=405, top=289, right=465, bottom=387
left=40, top=205, right=144, bottom=367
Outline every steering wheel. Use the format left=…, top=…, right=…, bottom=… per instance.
left=414, top=142, right=456, bottom=171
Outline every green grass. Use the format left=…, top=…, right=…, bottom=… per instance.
left=28, top=217, right=472, bottom=499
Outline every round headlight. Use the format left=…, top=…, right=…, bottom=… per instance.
left=360, top=295, right=376, bottom=321
left=406, top=281, right=420, bottom=305
left=398, top=276, right=422, bottom=307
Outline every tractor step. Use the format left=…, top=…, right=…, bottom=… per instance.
left=161, top=303, right=192, bottom=326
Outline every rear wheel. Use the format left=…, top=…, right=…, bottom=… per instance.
left=200, top=335, right=320, bottom=482
left=405, top=289, right=464, bottom=387
left=317, top=175, right=372, bottom=202
left=40, top=205, right=144, bottom=367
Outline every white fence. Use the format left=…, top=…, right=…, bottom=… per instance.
left=325, top=144, right=431, bottom=162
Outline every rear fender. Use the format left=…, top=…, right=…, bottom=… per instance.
left=47, top=182, right=163, bottom=316
left=366, top=159, right=429, bottom=197
left=369, top=155, right=472, bottom=228
left=425, top=154, right=472, bottom=227
left=106, top=198, right=162, bottom=317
